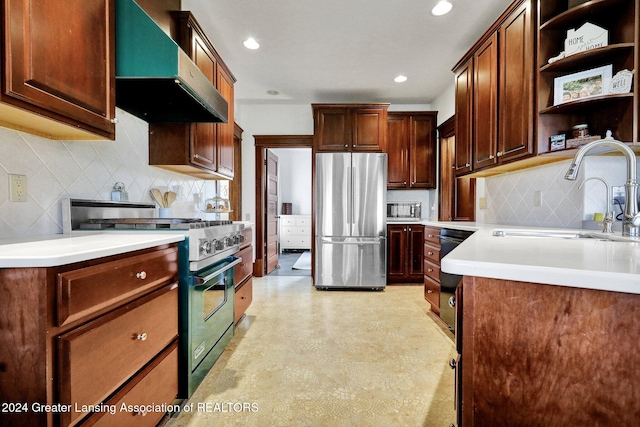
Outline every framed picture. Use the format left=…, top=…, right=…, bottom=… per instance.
left=550, top=134, right=566, bottom=151
left=553, top=65, right=612, bottom=106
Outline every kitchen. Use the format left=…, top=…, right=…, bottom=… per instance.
left=1, top=0, right=640, bottom=426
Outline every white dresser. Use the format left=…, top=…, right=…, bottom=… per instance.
left=280, top=215, right=312, bottom=252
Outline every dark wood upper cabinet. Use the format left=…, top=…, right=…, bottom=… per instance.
left=387, top=112, right=437, bottom=189
left=473, top=33, right=499, bottom=170
left=453, top=0, right=535, bottom=176
left=1, top=0, right=116, bottom=140
left=149, top=11, right=235, bottom=180
left=454, top=59, right=473, bottom=175
left=313, top=104, right=389, bottom=152
left=499, top=0, right=534, bottom=162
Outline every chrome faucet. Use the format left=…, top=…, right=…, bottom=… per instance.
left=579, top=177, right=613, bottom=234
left=564, top=131, right=640, bottom=237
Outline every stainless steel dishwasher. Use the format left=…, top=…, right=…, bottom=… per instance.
left=438, top=228, right=473, bottom=332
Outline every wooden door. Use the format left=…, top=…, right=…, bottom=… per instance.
left=407, top=225, right=424, bottom=280
left=190, top=34, right=217, bottom=171
left=473, top=32, right=498, bottom=170
left=499, top=0, right=534, bottom=162
left=454, top=59, right=473, bottom=175
left=387, top=225, right=407, bottom=282
left=266, top=150, right=279, bottom=274
left=216, top=66, right=235, bottom=178
left=3, top=0, right=116, bottom=137
left=410, top=114, right=437, bottom=189
left=352, top=108, right=387, bottom=152
left=387, top=114, right=409, bottom=188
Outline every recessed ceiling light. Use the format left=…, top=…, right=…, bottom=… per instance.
left=431, top=1, right=453, bottom=16
left=266, top=90, right=279, bottom=96
left=243, top=37, right=260, bottom=49
left=394, top=75, right=408, bottom=83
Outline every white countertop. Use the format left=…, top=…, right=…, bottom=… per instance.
left=419, top=221, right=640, bottom=295
left=0, top=233, right=185, bottom=268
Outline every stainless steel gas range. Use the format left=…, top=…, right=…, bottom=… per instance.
left=64, top=198, right=244, bottom=398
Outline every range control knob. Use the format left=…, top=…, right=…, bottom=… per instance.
left=226, top=237, right=234, bottom=246
left=214, top=240, right=225, bottom=251
left=200, top=240, right=211, bottom=254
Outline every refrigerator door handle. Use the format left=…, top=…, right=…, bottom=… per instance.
left=347, top=165, right=353, bottom=230
left=319, top=237, right=382, bottom=245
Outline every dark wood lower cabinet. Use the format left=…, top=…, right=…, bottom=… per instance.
left=456, top=276, right=640, bottom=426
left=387, top=224, right=423, bottom=283
left=0, top=245, right=179, bottom=427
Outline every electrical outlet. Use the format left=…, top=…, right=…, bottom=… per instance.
left=479, top=197, right=487, bottom=210
left=612, top=186, right=625, bottom=205
left=9, top=174, right=27, bottom=202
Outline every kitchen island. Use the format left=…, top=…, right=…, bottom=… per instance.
left=421, top=221, right=640, bottom=426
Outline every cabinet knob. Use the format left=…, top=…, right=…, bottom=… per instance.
left=403, top=181, right=407, bottom=185
left=448, top=296, right=456, bottom=308
left=134, top=410, right=148, bottom=416
left=428, top=234, right=434, bottom=238
left=344, top=144, right=348, bottom=148
left=465, top=163, right=470, bottom=167
left=241, top=296, right=247, bottom=300
left=427, top=268, right=433, bottom=272
left=136, top=271, right=147, bottom=279
left=497, top=151, right=503, bottom=157
left=136, top=333, right=148, bottom=341
left=110, top=118, right=119, bottom=124
left=489, top=154, right=494, bottom=159
left=427, top=289, right=433, bottom=293
left=449, top=358, right=457, bottom=369
left=427, top=251, right=434, bottom=256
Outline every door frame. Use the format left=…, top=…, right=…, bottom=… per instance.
left=253, top=135, right=313, bottom=277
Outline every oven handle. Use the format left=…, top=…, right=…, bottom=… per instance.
left=194, top=257, right=242, bottom=285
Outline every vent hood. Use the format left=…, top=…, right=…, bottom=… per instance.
left=115, top=0, right=228, bottom=123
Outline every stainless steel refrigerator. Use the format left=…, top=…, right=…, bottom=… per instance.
left=315, top=152, right=387, bottom=289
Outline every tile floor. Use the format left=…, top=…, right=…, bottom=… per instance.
left=166, top=276, right=457, bottom=427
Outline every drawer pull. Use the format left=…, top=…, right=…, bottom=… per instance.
left=427, top=268, right=433, bottom=273
left=428, top=234, right=434, bottom=238
left=134, top=410, right=148, bottom=416
left=448, top=296, right=456, bottom=308
left=136, top=271, right=147, bottom=279
left=449, top=358, right=457, bottom=369
left=427, top=289, right=433, bottom=294
left=427, top=251, right=434, bottom=256
left=135, top=333, right=148, bottom=341
left=241, top=296, right=247, bottom=300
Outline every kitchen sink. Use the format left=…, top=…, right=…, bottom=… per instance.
left=491, top=229, right=630, bottom=242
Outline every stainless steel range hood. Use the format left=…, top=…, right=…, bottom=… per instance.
left=115, top=0, right=228, bottom=123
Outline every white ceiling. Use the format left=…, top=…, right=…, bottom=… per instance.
left=182, top=0, right=515, bottom=106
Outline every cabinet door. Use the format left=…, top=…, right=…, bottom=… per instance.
left=3, top=0, right=116, bottom=137
left=499, top=0, right=534, bottom=162
left=473, top=32, right=498, bottom=170
left=410, top=114, right=437, bottom=189
left=387, top=225, right=408, bottom=281
left=352, top=108, right=387, bottom=152
left=314, top=108, right=351, bottom=151
left=216, top=66, right=235, bottom=178
left=387, top=115, right=409, bottom=188
left=407, top=225, right=424, bottom=279
left=190, top=34, right=217, bottom=170
left=454, top=59, right=473, bottom=175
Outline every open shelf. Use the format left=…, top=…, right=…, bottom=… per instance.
left=540, top=93, right=633, bottom=114
left=540, top=43, right=634, bottom=73
left=540, top=0, right=630, bottom=30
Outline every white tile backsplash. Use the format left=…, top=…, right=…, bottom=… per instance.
left=483, top=156, right=638, bottom=228
left=0, top=108, right=208, bottom=239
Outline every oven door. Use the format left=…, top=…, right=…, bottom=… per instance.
left=183, top=255, right=240, bottom=397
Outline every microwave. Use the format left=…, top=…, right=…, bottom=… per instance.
left=387, top=202, right=422, bottom=222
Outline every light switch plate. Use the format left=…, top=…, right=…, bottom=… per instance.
left=9, top=174, right=27, bottom=202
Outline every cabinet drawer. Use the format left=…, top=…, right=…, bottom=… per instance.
left=58, top=285, right=178, bottom=427
left=282, top=226, right=310, bottom=235
left=85, top=341, right=178, bottom=427
left=57, top=246, right=178, bottom=326
left=234, top=245, right=253, bottom=287
left=281, top=236, right=311, bottom=248
left=234, top=277, right=253, bottom=324
left=423, top=243, right=440, bottom=264
left=296, top=217, right=311, bottom=226
left=424, top=275, right=440, bottom=309
left=281, top=216, right=296, bottom=226
left=424, top=259, right=440, bottom=282
left=424, top=226, right=440, bottom=245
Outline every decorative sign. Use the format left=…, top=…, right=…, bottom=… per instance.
left=564, top=22, right=608, bottom=56
left=609, top=69, right=634, bottom=94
